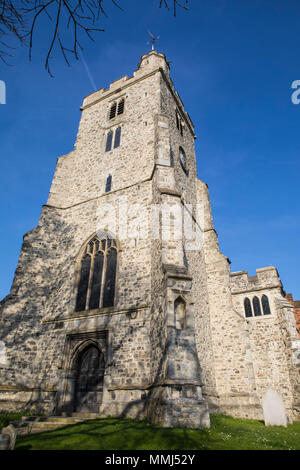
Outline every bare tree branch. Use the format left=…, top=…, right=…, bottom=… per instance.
left=0, top=0, right=190, bottom=75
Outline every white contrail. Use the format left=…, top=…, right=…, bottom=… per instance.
left=62, top=9, right=98, bottom=91
left=79, top=50, right=97, bottom=92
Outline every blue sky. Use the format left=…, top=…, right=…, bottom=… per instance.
left=0, top=0, right=299, bottom=299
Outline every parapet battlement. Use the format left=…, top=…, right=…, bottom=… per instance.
left=230, top=266, right=283, bottom=294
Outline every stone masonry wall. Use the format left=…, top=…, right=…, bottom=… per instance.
left=230, top=268, right=300, bottom=420
left=286, top=293, right=300, bottom=338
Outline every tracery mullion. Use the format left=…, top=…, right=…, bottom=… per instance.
left=85, top=242, right=96, bottom=310
left=99, top=248, right=108, bottom=308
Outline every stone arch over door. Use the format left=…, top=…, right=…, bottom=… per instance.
left=57, top=331, right=108, bottom=415
left=73, top=342, right=105, bottom=413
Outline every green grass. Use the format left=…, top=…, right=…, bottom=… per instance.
left=14, top=414, right=300, bottom=450
left=0, top=410, right=40, bottom=428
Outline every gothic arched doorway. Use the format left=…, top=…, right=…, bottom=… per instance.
left=74, top=344, right=105, bottom=413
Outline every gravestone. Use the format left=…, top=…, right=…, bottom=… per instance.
left=0, top=424, right=17, bottom=450
left=262, top=389, right=287, bottom=427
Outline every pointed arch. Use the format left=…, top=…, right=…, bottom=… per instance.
left=75, top=234, right=118, bottom=312
left=174, top=296, right=186, bottom=329
left=253, top=296, right=262, bottom=316
left=73, top=343, right=105, bottom=412
left=262, top=295, right=271, bottom=315
left=114, top=126, right=121, bottom=148
left=244, top=297, right=253, bottom=318
left=105, top=130, right=113, bottom=152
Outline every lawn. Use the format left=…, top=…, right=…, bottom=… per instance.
left=0, top=410, right=39, bottom=428
left=12, top=414, right=300, bottom=450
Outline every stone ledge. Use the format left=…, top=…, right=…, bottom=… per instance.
left=108, top=379, right=203, bottom=391
left=43, top=303, right=150, bottom=323
left=231, top=284, right=280, bottom=295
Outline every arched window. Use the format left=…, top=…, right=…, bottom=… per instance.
left=114, top=127, right=121, bottom=148
left=105, top=130, right=113, bottom=152
left=174, top=297, right=186, bottom=329
left=244, top=298, right=253, bottom=318
left=117, top=99, right=125, bottom=115
left=75, top=236, right=118, bottom=312
left=105, top=174, right=112, bottom=193
left=253, top=296, right=262, bottom=316
left=109, top=102, right=117, bottom=120
left=262, top=295, right=271, bottom=315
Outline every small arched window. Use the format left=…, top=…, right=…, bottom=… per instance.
left=105, top=174, right=112, bottom=193
left=114, top=127, right=121, bottom=148
left=117, top=99, right=125, bottom=115
left=262, top=295, right=271, bottom=315
left=253, top=296, right=262, bottom=316
left=105, top=130, right=113, bottom=152
left=75, top=236, right=118, bottom=312
left=244, top=298, right=252, bottom=318
left=109, top=102, right=117, bottom=120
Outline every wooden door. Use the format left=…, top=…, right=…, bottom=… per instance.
left=74, top=345, right=104, bottom=413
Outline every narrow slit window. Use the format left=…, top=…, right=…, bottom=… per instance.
left=109, top=103, right=117, bottom=120
left=253, top=296, right=262, bottom=316
left=105, top=174, right=112, bottom=193
left=105, top=130, right=113, bottom=152
left=114, top=127, right=121, bottom=148
left=176, top=112, right=180, bottom=130
left=117, top=99, right=125, bottom=115
left=262, top=295, right=271, bottom=315
left=244, top=298, right=253, bottom=318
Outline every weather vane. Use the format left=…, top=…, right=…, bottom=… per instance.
left=147, top=31, right=160, bottom=51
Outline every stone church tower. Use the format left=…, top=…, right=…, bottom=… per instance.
left=0, top=50, right=299, bottom=427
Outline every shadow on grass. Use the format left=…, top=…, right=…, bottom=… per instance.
left=14, top=415, right=300, bottom=451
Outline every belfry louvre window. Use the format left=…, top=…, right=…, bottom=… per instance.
left=109, top=102, right=117, bottom=120
left=75, top=236, right=118, bottom=312
left=109, top=98, right=125, bottom=120
left=117, top=99, right=125, bottom=115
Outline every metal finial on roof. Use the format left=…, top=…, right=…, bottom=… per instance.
left=147, top=31, right=160, bottom=51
